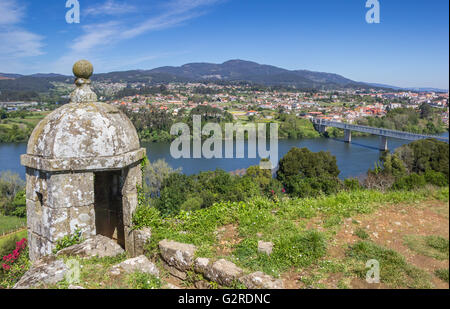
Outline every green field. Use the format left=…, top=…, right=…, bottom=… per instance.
left=0, top=229, right=27, bottom=248
left=0, top=216, right=26, bottom=235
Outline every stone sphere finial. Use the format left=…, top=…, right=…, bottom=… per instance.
left=73, top=60, right=94, bottom=79
left=70, top=60, right=97, bottom=103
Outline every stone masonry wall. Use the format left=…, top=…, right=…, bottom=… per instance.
left=122, top=162, right=142, bottom=257
left=26, top=168, right=96, bottom=261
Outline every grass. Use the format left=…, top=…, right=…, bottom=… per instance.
left=234, top=230, right=327, bottom=276
left=435, top=269, right=449, bottom=283
left=346, top=241, right=433, bottom=289
left=49, top=254, right=130, bottom=289
left=0, top=229, right=27, bottom=251
left=133, top=186, right=448, bottom=286
left=127, top=272, right=162, bottom=289
left=403, top=235, right=449, bottom=260
left=4, top=186, right=445, bottom=289
left=0, top=215, right=26, bottom=235
left=354, top=228, right=370, bottom=240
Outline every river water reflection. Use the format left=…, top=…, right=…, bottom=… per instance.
left=2, top=132, right=447, bottom=180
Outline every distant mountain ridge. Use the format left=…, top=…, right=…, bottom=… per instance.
left=1, top=60, right=447, bottom=92
left=146, top=60, right=366, bottom=89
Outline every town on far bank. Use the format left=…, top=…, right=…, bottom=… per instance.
left=0, top=81, right=449, bottom=143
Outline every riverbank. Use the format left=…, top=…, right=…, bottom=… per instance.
left=1, top=133, right=448, bottom=180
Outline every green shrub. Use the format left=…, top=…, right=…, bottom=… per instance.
left=180, top=196, right=203, bottom=212
left=392, top=173, right=426, bottom=190
left=53, top=228, right=83, bottom=254
left=344, top=178, right=361, bottom=191
left=277, top=147, right=340, bottom=182
left=0, top=234, right=19, bottom=257
left=395, top=139, right=449, bottom=178
left=286, top=175, right=342, bottom=198
left=10, top=189, right=26, bottom=218
left=132, top=205, right=161, bottom=230
left=424, top=170, right=448, bottom=187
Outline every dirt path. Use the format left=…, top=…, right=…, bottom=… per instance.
left=329, top=200, right=449, bottom=289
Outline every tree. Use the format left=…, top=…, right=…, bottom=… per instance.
left=277, top=147, right=341, bottom=198
left=419, top=103, right=432, bottom=119
left=0, top=171, right=25, bottom=216
left=156, top=173, right=194, bottom=217
left=277, top=147, right=340, bottom=182
left=395, top=139, right=449, bottom=178
left=246, top=165, right=272, bottom=190
left=142, top=159, right=181, bottom=200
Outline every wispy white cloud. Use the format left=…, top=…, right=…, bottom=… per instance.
left=65, top=0, right=222, bottom=55
left=0, top=0, right=23, bottom=25
left=0, top=0, right=45, bottom=60
left=51, top=0, right=222, bottom=73
left=0, top=30, right=44, bottom=58
left=84, top=0, right=137, bottom=17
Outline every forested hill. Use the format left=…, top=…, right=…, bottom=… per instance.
left=2, top=59, right=379, bottom=92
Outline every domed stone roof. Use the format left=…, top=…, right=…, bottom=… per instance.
left=21, top=60, right=145, bottom=172
left=27, top=102, right=140, bottom=158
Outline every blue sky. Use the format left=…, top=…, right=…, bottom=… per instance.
left=0, top=0, right=448, bottom=89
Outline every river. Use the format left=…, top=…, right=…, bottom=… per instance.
left=1, top=132, right=448, bottom=180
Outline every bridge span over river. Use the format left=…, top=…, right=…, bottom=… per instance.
left=311, top=118, right=449, bottom=151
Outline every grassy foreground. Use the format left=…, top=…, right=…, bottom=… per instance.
left=8, top=186, right=448, bottom=289
left=129, top=186, right=448, bottom=289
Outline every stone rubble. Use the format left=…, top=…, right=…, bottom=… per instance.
left=57, top=235, right=125, bottom=258
left=258, top=241, right=274, bottom=255
left=158, top=240, right=286, bottom=288
left=14, top=256, right=67, bottom=289
left=133, top=228, right=151, bottom=256
left=196, top=258, right=244, bottom=287
left=239, top=272, right=284, bottom=289
left=110, top=255, right=159, bottom=277
left=158, top=239, right=197, bottom=271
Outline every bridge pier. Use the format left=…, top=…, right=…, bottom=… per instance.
left=344, top=129, right=352, bottom=143
left=380, top=136, right=388, bottom=151
left=315, top=124, right=327, bottom=134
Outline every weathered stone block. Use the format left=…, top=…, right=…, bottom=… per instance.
left=124, top=226, right=135, bottom=256
left=26, top=169, right=47, bottom=202
left=110, top=255, right=159, bottom=277
left=159, top=240, right=197, bottom=272
left=69, top=205, right=96, bottom=238
left=47, top=173, right=94, bottom=208
left=122, top=193, right=138, bottom=226
left=239, top=272, right=284, bottom=289
left=14, top=256, right=68, bottom=289
left=194, top=257, right=211, bottom=274
left=28, top=232, right=54, bottom=262
left=122, top=164, right=142, bottom=194
left=56, top=235, right=124, bottom=258
left=258, top=241, right=274, bottom=256
left=27, top=199, right=43, bottom=236
left=133, top=227, right=151, bottom=256
left=202, top=259, right=243, bottom=287
left=41, top=206, right=71, bottom=243
left=161, top=260, right=188, bottom=280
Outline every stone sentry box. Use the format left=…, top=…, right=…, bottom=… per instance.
left=20, top=60, right=146, bottom=261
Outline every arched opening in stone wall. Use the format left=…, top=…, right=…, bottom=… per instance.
left=94, top=171, right=125, bottom=248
